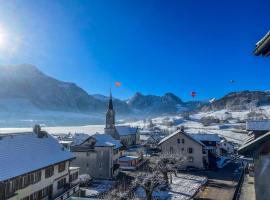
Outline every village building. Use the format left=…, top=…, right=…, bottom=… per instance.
left=0, top=125, right=79, bottom=200
left=104, top=91, right=140, bottom=147
left=158, top=129, right=208, bottom=169
left=119, top=155, right=143, bottom=170
left=238, top=120, right=270, bottom=200
left=70, top=133, right=124, bottom=180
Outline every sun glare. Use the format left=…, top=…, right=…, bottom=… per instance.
left=0, top=26, right=7, bottom=47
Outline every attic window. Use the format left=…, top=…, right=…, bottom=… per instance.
left=177, top=139, right=180, bottom=144
left=182, top=139, right=185, bottom=144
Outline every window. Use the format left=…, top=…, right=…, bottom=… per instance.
left=177, top=139, right=180, bottom=144
left=181, top=148, right=185, bottom=152
left=188, top=156, right=194, bottom=162
left=99, top=162, right=102, bottom=169
left=169, top=147, right=174, bottom=154
left=182, top=139, right=185, bottom=144
left=188, top=147, right=193, bottom=154
left=45, top=166, right=54, bottom=178
left=58, top=161, right=66, bottom=173
left=70, top=172, right=79, bottom=182
left=57, top=178, right=66, bottom=189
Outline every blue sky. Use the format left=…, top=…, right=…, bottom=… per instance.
left=0, top=0, right=269, bottom=101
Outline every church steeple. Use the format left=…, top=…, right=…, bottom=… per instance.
left=105, top=90, right=119, bottom=139
left=108, top=88, right=113, bottom=110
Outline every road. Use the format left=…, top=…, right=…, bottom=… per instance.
left=194, top=161, right=242, bottom=200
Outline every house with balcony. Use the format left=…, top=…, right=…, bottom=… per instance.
left=0, top=125, right=79, bottom=200
left=238, top=120, right=270, bottom=200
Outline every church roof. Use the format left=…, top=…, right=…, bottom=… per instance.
left=116, top=125, right=138, bottom=136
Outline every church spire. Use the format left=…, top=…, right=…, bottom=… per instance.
left=108, top=88, right=113, bottom=110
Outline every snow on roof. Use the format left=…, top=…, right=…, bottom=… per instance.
left=238, top=131, right=270, bottom=156
left=190, top=133, right=221, bottom=142
left=0, top=125, right=105, bottom=135
left=72, top=133, right=122, bottom=149
left=119, top=155, right=139, bottom=162
left=158, top=130, right=205, bottom=146
left=0, top=132, right=74, bottom=181
left=246, top=120, right=270, bottom=131
left=93, top=134, right=123, bottom=149
left=73, top=133, right=90, bottom=146
left=116, top=125, right=138, bottom=136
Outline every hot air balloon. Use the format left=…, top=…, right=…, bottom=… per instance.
left=115, top=81, right=121, bottom=87
left=230, top=80, right=235, bottom=84
left=191, top=91, right=196, bottom=98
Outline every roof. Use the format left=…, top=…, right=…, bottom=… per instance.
left=0, top=132, right=74, bottom=181
left=254, top=31, right=270, bottom=57
left=238, top=131, right=270, bottom=156
left=0, top=125, right=105, bottom=136
left=116, top=125, right=138, bottom=136
left=72, top=133, right=122, bottom=149
left=73, top=133, right=90, bottom=146
left=190, top=133, right=221, bottom=142
left=158, top=130, right=205, bottom=146
left=93, top=134, right=123, bottom=149
left=246, top=120, right=270, bottom=131
left=119, top=155, right=139, bottom=162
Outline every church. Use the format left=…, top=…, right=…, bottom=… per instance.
left=104, top=91, right=140, bottom=147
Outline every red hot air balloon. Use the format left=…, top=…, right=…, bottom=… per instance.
left=115, top=81, right=121, bottom=87
left=191, top=91, right=196, bottom=98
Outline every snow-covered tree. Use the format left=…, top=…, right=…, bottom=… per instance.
left=155, top=153, right=186, bottom=183
left=133, top=172, right=166, bottom=200
left=106, top=187, right=131, bottom=200
left=78, top=174, right=92, bottom=187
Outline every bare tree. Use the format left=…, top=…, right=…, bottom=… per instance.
left=133, top=172, right=166, bottom=200
left=156, top=153, right=186, bottom=183
left=105, top=187, right=131, bottom=200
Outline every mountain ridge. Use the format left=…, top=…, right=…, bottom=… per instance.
left=0, top=64, right=270, bottom=120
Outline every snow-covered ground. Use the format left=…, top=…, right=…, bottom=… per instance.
left=136, top=173, right=207, bottom=200
left=81, top=180, right=115, bottom=197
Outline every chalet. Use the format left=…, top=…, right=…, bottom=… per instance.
left=190, top=133, right=221, bottom=156
left=0, top=125, right=79, bottom=200
left=70, top=133, right=124, bottom=180
left=238, top=120, right=270, bottom=200
left=158, top=129, right=208, bottom=169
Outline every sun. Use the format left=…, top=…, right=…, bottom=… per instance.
left=0, top=25, right=8, bottom=48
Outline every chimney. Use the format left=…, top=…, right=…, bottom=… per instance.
left=180, top=126, right=185, bottom=132
left=33, top=124, right=47, bottom=138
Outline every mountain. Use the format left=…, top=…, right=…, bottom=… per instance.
left=202, top=90, right=270, bottom=111
left=127, top=92, right=184, bottom=115
left=0, top=64, right=269, bottom=127
left=0, top=64, right=105, bottom=112
left=0, top=64, right=201, bottom=117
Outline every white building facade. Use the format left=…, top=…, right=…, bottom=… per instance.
left=0, top=126, right=79, bottom=200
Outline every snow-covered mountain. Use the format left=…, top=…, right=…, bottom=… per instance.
left=0, top=64, right=269, bottom=127
left=127, top=92, right=184, bottom=115
left=0, top=64, right=203, bottom=117
left=202, top=90, right=270, bottom=111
